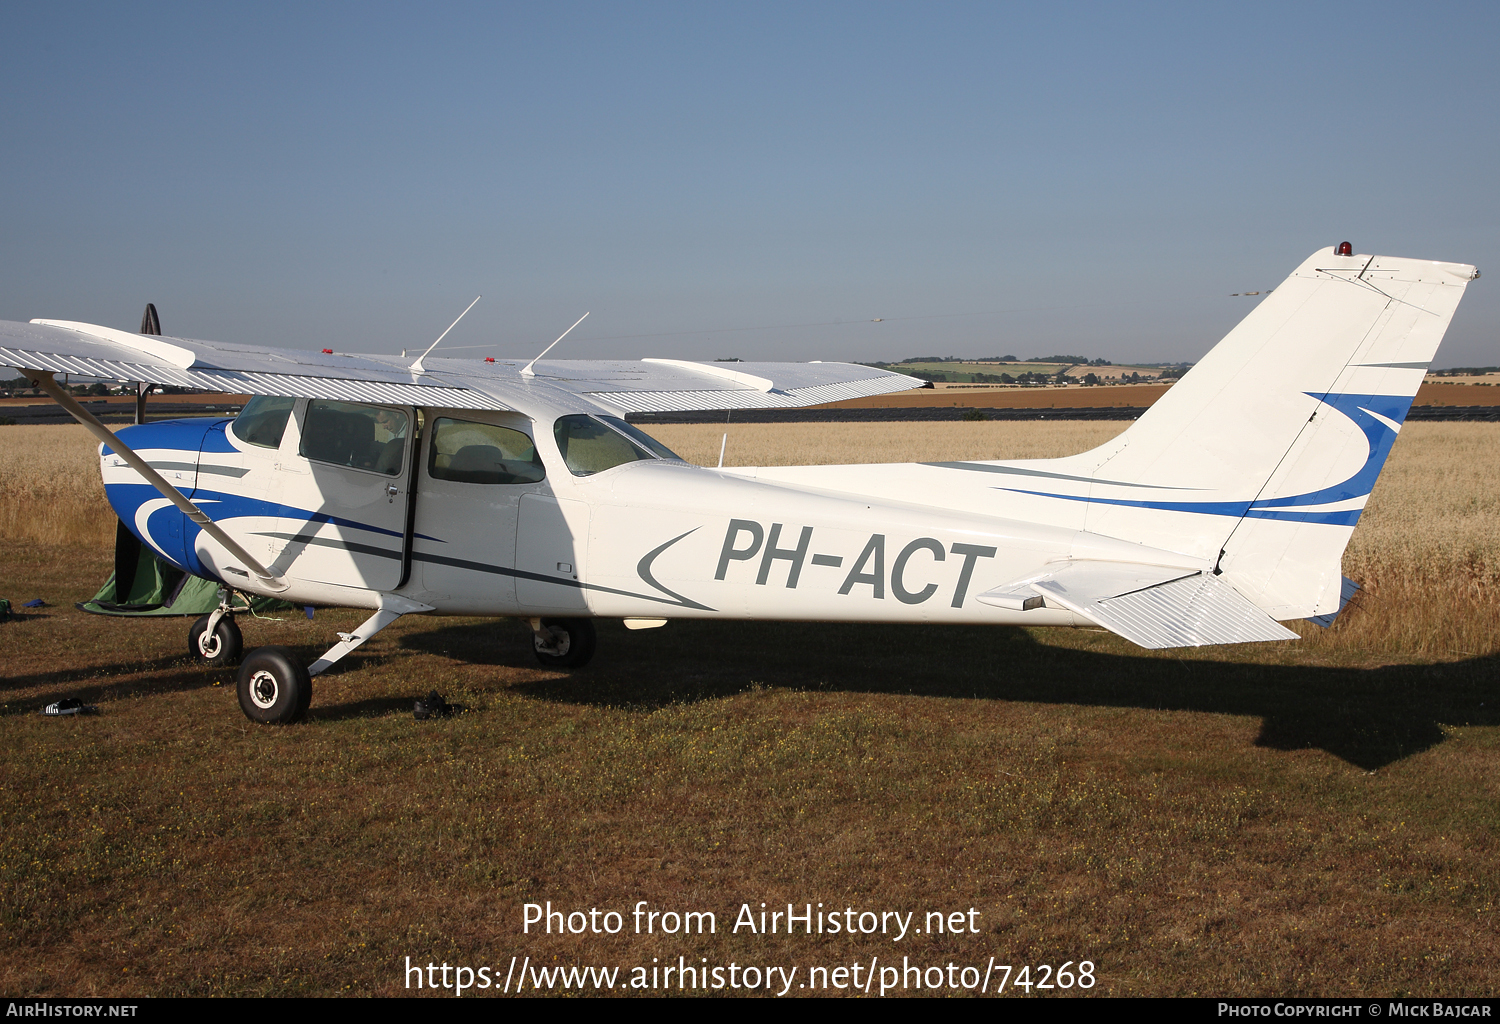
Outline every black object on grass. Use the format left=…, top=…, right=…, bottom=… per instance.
left=42, top=698, right=98, bottom=716
left=414, top=691, right=449, bottom=720
left=414, top=691, right=466, bottom=720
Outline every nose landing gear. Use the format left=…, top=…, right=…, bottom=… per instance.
left=189, top=593, right=244, bottom=666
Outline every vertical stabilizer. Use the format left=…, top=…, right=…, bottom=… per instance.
left=1005, top=247, right=1477, bottom=618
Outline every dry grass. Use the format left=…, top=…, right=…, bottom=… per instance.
left=1344, top=424, right=1500, bottom=589
left=0, top=425, right=118, bottom=547
left=1334, top=425, right=1500, bottom=659
left=2, top=420, right=1498, bottom=998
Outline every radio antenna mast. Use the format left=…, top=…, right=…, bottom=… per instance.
left=411, top=295, right=482, bottom=373
left=520, top=312, right=590, bottom=377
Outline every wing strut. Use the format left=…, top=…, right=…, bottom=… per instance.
left=306, top=593, right=435, bottom=676
left=25, top=369, right=289, bottom=592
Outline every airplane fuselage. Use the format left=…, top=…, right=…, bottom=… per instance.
left=100, top=393, right=1202, bottom=630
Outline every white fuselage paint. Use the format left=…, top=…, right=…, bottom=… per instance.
left=102, top=389, right=1205, bottom=628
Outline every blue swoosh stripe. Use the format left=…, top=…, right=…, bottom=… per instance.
left=105, top=481, right=442, bottom=543
left=994, top=488, right=1363, bottom=526
left=999, top=392, right=1410, bottom=528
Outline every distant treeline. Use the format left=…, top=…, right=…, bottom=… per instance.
left=895, top=354, right=1113, bottom=365
left=1, top=377, right=202, bottom=397
left=904, top=369, right=1160, bottom=385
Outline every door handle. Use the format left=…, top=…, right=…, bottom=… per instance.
left=386, top=484, right=399, bottom=502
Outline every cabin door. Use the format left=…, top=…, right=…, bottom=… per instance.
left=271, top=399, right=415, bottom=593
left=411, top=412, right=551, bottom=614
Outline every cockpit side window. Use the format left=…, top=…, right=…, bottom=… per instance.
left=231, top=395, right=296, bottom=449
left=553, top=414, right=656, bottom=476
left=299, top=400, right=408, bottom=475
left=429, top=418, right=545, bottom=485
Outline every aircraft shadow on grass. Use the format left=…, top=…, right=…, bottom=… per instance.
left=401, top=619, right=1500, bottom=772
left=9, top=617, right=1491, bottom=772
left=2, top=652, right=226, bottom=718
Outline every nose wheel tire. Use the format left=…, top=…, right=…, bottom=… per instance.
left=189, top=614, right=243, bottom=666
left=236, top=646, right=312, bottom=724
left=532, top=617, right=597, bottom=669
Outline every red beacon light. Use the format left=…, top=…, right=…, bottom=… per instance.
left=1335, top=241, right=1353, bottom=256
left=484, top=357, right=495, bottom=363
left=321, top=348, right=334, bottom=354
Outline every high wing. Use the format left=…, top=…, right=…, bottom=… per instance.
left=0, top=319, right=924, bottom=413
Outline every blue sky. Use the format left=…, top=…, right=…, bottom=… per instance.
left=2, top=2, right=1497, bottom=366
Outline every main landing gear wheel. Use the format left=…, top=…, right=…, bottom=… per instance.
left=533, top=618, right=597, bottom=669
left=189, top=613, right=242, bottom=666
left=236, top=646, right=312, bottom=724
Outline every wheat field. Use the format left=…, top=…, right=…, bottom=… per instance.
left=0, top=425, right=117, bottom=548
left=3, top=419, right=1497, bottom=657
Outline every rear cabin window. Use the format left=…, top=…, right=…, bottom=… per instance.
left=231, top=396, right=296, bottom=449
left=554, top=414, right=678, bottom=476
left=428, top=418, right=545, bottom=485
left=299, top=400, right=408, bottom=475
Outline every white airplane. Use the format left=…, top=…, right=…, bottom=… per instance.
left=0, top=245, right=1479, bottom=724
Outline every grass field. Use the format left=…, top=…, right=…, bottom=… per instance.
left=1, top=420, right=1498, bottom=997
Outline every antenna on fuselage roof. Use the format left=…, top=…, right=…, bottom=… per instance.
left=410, top=295, right=482, bottom=374
left=520, top=312, right=590, bottom=378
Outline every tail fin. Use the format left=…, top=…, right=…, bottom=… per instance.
left=1045, top=247, right=1478, bottom=618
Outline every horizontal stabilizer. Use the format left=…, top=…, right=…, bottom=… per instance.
left=979, top=560, right=1298, bottom=649
left=977, top=561, right=1191, bottom=610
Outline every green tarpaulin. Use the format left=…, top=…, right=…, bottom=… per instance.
left=77, top=520, right=292, bottom=617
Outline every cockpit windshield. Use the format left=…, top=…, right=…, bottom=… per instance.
left=231, top=395, right=295, bottom=449
left=596, top=416, right=682, bottom=461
